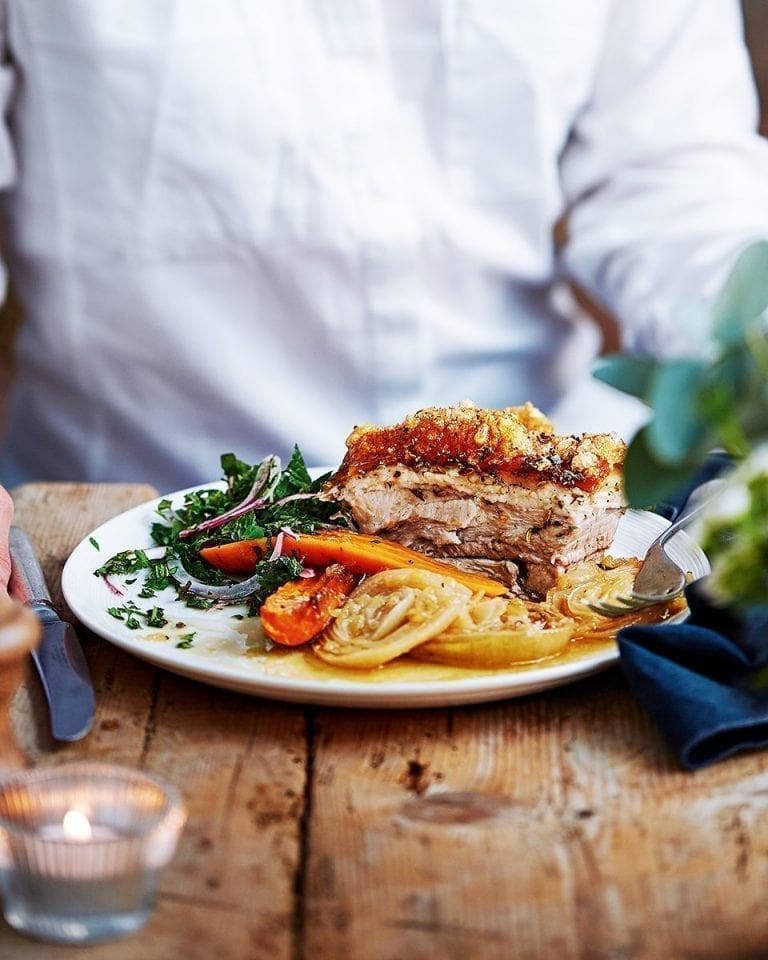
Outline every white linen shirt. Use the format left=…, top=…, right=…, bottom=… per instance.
left=0, top=0, right=766, bottom=490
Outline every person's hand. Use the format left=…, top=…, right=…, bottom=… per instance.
left=0, top=486, right=13, bottom=593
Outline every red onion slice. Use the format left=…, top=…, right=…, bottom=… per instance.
left=178, top=455, right=281, bottom=540
left=168, top=558, right=262, bottom=602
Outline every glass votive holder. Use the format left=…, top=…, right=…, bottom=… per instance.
left=0, top=761, right=186, bottom=944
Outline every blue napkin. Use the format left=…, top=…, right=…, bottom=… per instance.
left=618, top=582, right=768, bottom=769
left=615, top=450, right=768, bottom=770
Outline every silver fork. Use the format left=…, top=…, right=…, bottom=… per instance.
left=589, top=481, right=721, bottom=617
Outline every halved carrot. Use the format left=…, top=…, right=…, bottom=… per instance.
left=199, top=529, right=507, bottom=597
left=260, top=563, right=360, bottom=646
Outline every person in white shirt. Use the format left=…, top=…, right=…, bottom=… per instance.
left=0, top=0, right=766, bottom=492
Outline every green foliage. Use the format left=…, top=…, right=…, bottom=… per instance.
left=697, top=458, right=768, bottom=608
left=711, top=241, right=768, bottom=347
left=591, top=354, right=656, bottom=400
left=593, top=241, right=768, bottom=508
left=646, top=359, right=708, bottom=466
left=620, top=428, right=701, bottom=507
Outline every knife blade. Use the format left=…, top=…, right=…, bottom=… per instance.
left=8, top=525, right=95, bottom=741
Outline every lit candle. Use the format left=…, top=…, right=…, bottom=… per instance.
left=62, top=808, right=92, bottom=841
left=0, top=762, right=186, bottom=944
left=36, top=807, right=119, bottom=844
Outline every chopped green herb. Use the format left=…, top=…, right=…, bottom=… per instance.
left=107, top=602, right=143, bottom=630
left=95, top=549, right=151, bottom=578
left=145, top=606, right=168, bottom=628
left=248, top=555, right=304, bottom=612
left=176, top=632, right=196, bottom=649
left=107, top=601, right=166, bottom=631
left=89, top=536, right=100, bottom=551
left=184, top=595, right=215, bottom=610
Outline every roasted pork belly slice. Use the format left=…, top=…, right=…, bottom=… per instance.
left=325, top=402, right=626, bottom=595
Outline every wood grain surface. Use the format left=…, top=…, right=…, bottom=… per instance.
left=2, top=483, right=768, bottom=960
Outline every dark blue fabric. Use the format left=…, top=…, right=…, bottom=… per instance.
left=618, top=583, right=768, bottom=769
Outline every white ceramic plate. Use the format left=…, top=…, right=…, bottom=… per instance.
left=61, top=489, right=710, bottom=708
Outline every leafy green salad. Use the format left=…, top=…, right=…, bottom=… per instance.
left=93, top=447, right=348, bottom=634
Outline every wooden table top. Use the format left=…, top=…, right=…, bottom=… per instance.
left=3, top=482, right=768, bottom=960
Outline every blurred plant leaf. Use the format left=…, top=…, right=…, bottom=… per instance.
left=711, top=241, right=768, bottom=347
left=591, top=241, right=768, bottom=508
left=741, top=378, right=768, bottom=441
left=745, top=313, right=768, bottom=378
left=698, top=380, right=749, bottom=457
left=622, top=427, right=702, bottom=509
left=698, top=348, right=756, bottom=457
left=645, top=359, right=708, bottom=465
left=592, top=354, right=656, bottom=399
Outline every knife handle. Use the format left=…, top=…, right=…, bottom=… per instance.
left=0, top=595, right=41, bottom=770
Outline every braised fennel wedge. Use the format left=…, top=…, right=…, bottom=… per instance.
left=95, top=447, right=350, bottom=618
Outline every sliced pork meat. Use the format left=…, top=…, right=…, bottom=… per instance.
left=324, top=402, right=626, bottom=595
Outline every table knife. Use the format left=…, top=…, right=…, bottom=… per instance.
left=8, top=525, right=95, bottom=741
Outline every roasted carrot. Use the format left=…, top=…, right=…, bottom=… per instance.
left=259, top=563, right=360, bottom=646
left=199, top=529, right=507, bottom=597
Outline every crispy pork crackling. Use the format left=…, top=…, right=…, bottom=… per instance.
left=323, top=401, right=627, bottom=595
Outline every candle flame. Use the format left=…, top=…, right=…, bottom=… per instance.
left=62, top=808, right=93, bottom=842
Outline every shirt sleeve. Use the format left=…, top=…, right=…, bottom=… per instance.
left=559, top=0, right=768, bottom=357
